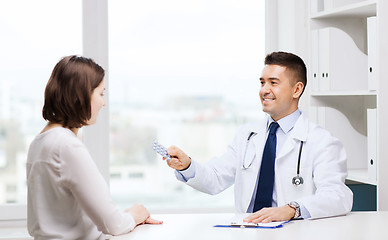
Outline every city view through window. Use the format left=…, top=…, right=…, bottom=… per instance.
left=0, top=0, right=265, bottom=212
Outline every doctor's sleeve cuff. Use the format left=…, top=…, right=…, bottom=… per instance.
left=174, top=160, right=197, bottom=182
left=299, top=203, right=311, bottom=219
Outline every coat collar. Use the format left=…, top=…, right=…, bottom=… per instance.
left=277, top=113, right=308, bottom=160
left=247, top=112, right=309, bottom=161
left=246, top=112, right=308, bottom=142
left=290, top=112, right=308, bottom=142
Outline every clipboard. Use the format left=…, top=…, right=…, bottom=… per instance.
left=214, top=213, right=290, bottom=229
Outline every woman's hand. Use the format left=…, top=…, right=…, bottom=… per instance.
left=125, top=204, right=163, bottom=225
left=144, top=217, right=163, bottom=225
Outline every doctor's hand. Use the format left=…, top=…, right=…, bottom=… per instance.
left=243, top=205, right=295, bottom=223
left=165, top=145, right=191, bottom=171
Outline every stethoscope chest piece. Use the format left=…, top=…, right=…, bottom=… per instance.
left=292, top=175, right=304, bottom=187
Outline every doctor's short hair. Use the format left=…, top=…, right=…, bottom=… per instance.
left=42, top=55, right=105, bottom=128
left=265, top=51, right=307, bottom=96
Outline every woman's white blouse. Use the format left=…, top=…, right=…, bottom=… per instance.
left=27, top=127, right=135, bottom=239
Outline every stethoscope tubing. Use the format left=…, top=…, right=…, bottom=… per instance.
left=242, top=132, right=257, bottom=169
left=242, top=131, right=304, bottom=186
left=297, top=140, right=303, bottom=175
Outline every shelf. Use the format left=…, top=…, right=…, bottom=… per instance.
left=311, top=0, right=376, bottom=19
left=311, top=90, right=377, bottom=96
left=347, top=168, right=377, bottom=185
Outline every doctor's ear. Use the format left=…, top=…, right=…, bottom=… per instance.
left=293, top=82, right=304, bottom=99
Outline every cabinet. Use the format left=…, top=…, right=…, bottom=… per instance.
left=265, top=0, right=388, bottom=210
left=308, top=0, right=383, bottom=207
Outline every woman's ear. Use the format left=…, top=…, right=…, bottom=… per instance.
left=293, top=82, right=304, bottom=99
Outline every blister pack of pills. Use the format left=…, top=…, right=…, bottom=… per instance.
left=152, top=140, right=171, bottom=161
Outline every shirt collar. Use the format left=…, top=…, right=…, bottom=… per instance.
left=267, top=109, right=302, bottom=134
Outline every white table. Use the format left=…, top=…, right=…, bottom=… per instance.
left=2, top=212, right=388, bottom=240
left=107, top=212, right=388, bottom=240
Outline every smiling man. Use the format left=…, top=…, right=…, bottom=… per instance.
left=260, top=58, right=304, bottom=122
left=163, top=51, right=353, bottom=222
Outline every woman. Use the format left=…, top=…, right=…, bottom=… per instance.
left=27, top=55, right=162, bottom=239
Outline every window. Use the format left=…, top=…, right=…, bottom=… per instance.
left=109, top=0, right=265, bottom=211
left=0, top=0, right=82, bottom=206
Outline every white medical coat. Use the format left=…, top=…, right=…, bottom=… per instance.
left=176, top=113, right=353, bottom=219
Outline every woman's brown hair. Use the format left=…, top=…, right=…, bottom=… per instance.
left=42, top=55, right=105, bottom=128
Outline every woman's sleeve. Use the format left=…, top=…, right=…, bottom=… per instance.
left=59, top=139, right=136, bottom=236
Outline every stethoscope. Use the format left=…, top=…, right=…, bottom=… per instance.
left=242, top=132, right=304, bottom=187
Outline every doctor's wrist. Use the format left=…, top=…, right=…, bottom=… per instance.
left=178, top=157, right=192, bottom=171
left=282, top=205, right=295, bottom=220
left=287, top=201, right=301, bottom=219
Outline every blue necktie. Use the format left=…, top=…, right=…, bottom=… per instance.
left=253, top=122, right=279, bottom=212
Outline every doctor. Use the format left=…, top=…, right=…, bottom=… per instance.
left=164, top=51, right=353, bottom=223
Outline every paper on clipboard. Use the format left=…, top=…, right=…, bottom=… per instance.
left=214, top=213, right=289, bottom=228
